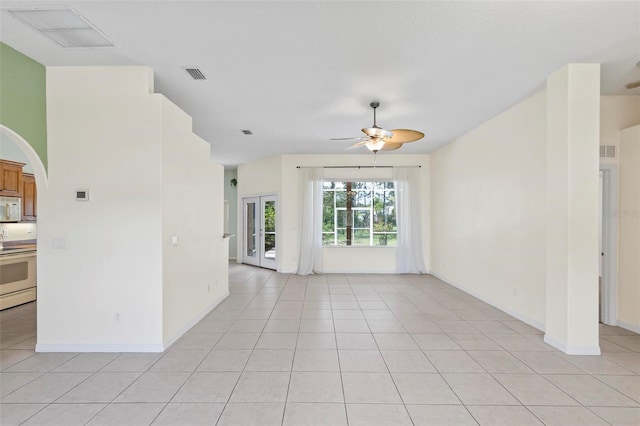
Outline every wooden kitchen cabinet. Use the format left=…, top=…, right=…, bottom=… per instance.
left=22, top=173, right=37, bottom=222
left=0, top=160, right=25, bottom=197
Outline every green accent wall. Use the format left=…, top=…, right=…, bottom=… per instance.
left=0, top=42, right=47, bottom=170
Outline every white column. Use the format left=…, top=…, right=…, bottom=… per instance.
left=545, top=64, right=601, bottom=355
left=618, top=125, right=640, bottom=333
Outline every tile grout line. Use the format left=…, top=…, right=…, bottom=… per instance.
left=281, top=273, right=308, bottom=426
left=217, top=268, right=282, bottom=425
left=332, top=275, right=349, bottom=425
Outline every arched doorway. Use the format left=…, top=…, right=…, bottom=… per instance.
left=1, top=124, right=47, bottom=351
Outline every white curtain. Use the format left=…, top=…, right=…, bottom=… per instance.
left=394, top=167, right=427, bottom=274
left=297, top=167, right=324, bottom=275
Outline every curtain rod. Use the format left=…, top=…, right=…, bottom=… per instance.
left=296, top=165, right=421, bottom=169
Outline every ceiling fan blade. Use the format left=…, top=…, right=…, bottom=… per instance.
left=346, top=140, right=368, bottom=150
left=379, top=142, right=403, bottom=151
left=330, top=136, right=367, bottom=141
left=626, top=80, right=640, bottom=89
left=386, top=129, right=425, bottom=143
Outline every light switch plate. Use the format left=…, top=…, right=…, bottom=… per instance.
left=52, top=238, right=66, bottom=249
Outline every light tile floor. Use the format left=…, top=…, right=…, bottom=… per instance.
left=1, top=263, right=639, bottom=425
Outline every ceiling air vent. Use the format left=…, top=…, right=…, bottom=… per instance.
left=183, top=67, right=206, bottom=80
left=600, top=145, right=616, bottom=158
left=5, top=6, right=114, bottom=48
left=242, top=130, right=253, bottom=135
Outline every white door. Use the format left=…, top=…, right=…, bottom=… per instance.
left=243, top=195, right=277, bottom=270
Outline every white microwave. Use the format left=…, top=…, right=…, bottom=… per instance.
left=0, top=197, right=21, bottom=222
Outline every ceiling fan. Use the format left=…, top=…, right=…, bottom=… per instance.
left=331, top=102, right=425, bottom=153
left=626, top=61, right=640, bottom=90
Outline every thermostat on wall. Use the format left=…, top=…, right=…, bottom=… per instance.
left=75, top=189, right=90, bottom=201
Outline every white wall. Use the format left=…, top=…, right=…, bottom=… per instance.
left=39, top=66, right=227, bottom=352
left=223, top=169, right=238, bottom=258
left=618, top=124, right=640, bottom=333
left=430, top=90, right=547, bottom=329
left=40, top=67, right=163, bottom=351
left=160, top=98, right=227, bottom=347
left=238, top=154, right=430, bottom=274
left=600, top=96, right=640, bottom=165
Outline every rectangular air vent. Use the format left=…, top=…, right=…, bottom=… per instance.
left=183, top=67, right=206, bottom=80
left=6, top=7, right=114, bottom=48
left=242, top=130, right=253, bottom=135
left=600, top=145, right=616, bottom=158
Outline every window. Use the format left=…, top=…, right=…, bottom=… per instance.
left=322, top=181, right=396, bottom=246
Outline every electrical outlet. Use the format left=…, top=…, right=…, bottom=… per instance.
left=1, top=228, right=8, bottom=238
left=114, top=312, right=121, bottom=322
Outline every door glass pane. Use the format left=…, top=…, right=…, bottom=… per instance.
left=263, top=200, right=276, bottom=261
left=246, top=202, right=256, bottom=257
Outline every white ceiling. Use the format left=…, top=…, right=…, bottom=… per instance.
left=1, top=1, right=639, bottom=167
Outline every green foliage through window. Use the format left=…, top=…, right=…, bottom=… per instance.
left=322, top=181, right=397, bottom=246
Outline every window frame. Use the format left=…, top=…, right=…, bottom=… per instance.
left=322, top=180, right=396, bottom=247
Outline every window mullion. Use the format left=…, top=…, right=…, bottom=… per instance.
left=333, top=189, right=338, bottom=245
left=369, top=197, right=374, bottom=246
left=346, top=182, right=352, bottom=245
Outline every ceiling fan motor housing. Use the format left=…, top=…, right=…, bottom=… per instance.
left=331, top=100, right=424, bottom=151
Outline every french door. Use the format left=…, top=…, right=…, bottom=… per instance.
left=243, top=195, right=277, bottom=270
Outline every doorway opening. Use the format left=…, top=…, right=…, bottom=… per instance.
left=242, top=195, right=277, bottom=270
left=0, top=125, right=48, bottom=351
left=600, top=165, right=618, bottom=326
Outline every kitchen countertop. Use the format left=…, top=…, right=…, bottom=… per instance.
left=0, top=244, right=37, bottom=256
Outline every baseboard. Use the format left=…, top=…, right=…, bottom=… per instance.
left=36, top=290, right=230, bottom=354
left=322, top=269, right=397, bottom=274
left=36, top=343, right=165, bottom=353
left=285, top=269, right=398, bottom=274
left=162, top=289, right=230, bottom=350
left=616, top=320, right=640, bottom=334
left=543, top=334, right=601, bottom=355
left=430, top=271, right=545, bottom=332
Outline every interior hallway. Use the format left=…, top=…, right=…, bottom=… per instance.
left=0, top=263, right=638, bottom=425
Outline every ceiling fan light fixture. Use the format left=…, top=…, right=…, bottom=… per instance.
left=366, top=138, right=385, bottom=152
